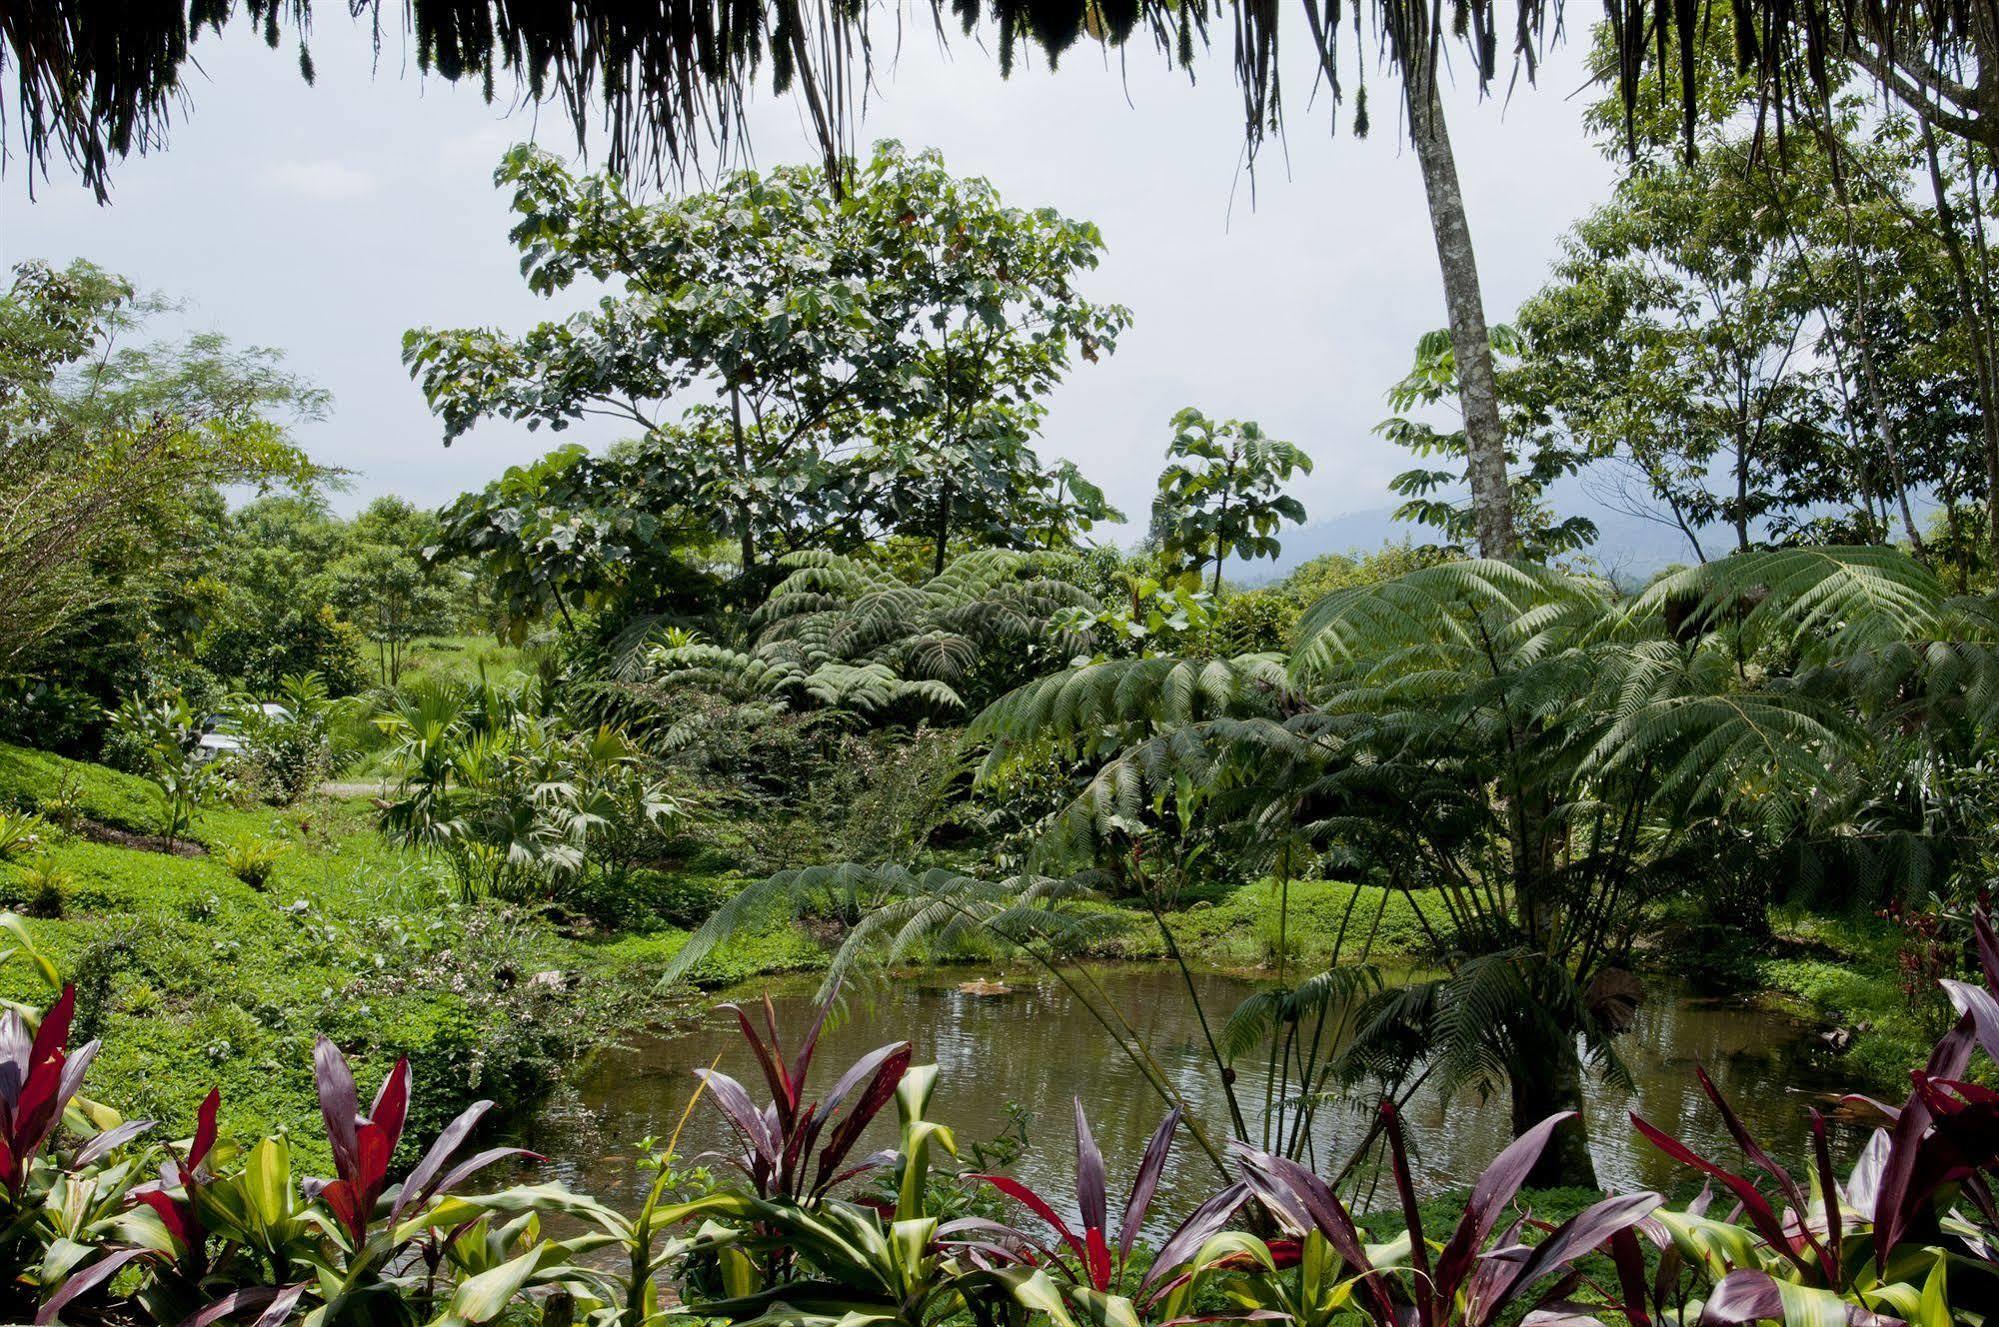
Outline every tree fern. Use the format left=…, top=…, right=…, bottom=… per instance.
left=652, top=548, right=1098, bottom=720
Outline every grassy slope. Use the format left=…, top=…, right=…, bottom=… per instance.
left=0, top=743, right=817, bottom=1162
left=1758, top=906, right=1942, bottom=1091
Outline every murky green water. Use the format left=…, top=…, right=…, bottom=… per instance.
left=518, top=965, right=1846, bottom=1229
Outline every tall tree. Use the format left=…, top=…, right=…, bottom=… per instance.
left=407, top=141, right=1125, bottom=590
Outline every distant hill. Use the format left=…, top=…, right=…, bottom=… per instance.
left=1236, top=481, right=1723, bottom=589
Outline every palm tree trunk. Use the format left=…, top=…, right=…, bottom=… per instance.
left=1404, top=69, right=1516, bottom=560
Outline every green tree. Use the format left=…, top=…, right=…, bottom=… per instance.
left=406, top=141, right=1126, bottom=590
left=1511, top=23, right=1957, bottom=562
left=1151, top=408, right=1311, bottom=596
left=0, top=261, right=323, bottom=682
left=329, top=544, right=455, bottom=685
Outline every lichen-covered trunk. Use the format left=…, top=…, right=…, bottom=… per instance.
left=1404, top=71, right=1516, bottom=560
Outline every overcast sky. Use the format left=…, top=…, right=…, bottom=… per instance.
left=0, top=8, right=1616, bottom=533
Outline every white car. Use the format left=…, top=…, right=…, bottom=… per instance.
left=195, top=704, right=291, bottom=763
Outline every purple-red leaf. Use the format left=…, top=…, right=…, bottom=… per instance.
left=430, top=1145, right=543, bottom=1199
left=719, top=1001, right=793, bottom=1127
left=1700, top=1269, right=1901, bottom=1326
left=1141, top=1181, right=1250, bottom=1292
left=74, top=1117, right=152, bottom=1170
left=1873, top=1022, right=1974, bottom=1267
left=1436, top=1111, right=1574, bottom=1306
left=37, top=1247, right=153, bottom=1324
left=809, top=1042, right=911, bottom=1196
left=1693, top=1066, right=1827, bottom=1274
left=1475, top=1191, right=1661, bottom=1323
left=312, top=1037, right=359, bottom=1181
left=393, top=1099, right=494, bottom=1220
left=1074, top=1098, right=1108, bottom=1240
left=1120, top=1107, right=1181, bottom=1260
left=973, top=1171, right=1088, bottom=1267
left=189, top=1088, right=220, bottom=1172
left=1942, top=978, right=1999, bottom=1064
left=1631, top=1112, right=1809, bottom=1275
left=694, top=1067, right=778, bottom=1166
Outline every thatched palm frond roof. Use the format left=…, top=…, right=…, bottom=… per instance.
left=4, top=0, right=1993, bottom=202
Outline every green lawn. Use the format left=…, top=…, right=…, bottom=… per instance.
left=395, top=634, right=535, bottom=687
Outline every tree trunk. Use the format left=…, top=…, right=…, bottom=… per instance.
left=729, top=386, right=757, bottom=579
left=1813, top=119, right=1928, bottom=561
left=1404, top=70, right=1516, bottom=560
left=1511, top=1037, right=1597, bottom=1190
left=933, top=480, right=954, bottom=579
left=1921, top=123, right=1999, bottom=573
left=1211, top=489, right=1231, bottom=597
left=1733, top=438, right=1752, bottom=553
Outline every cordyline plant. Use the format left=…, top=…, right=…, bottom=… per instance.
left=696, top=989, right=914, bottom=1207
left=967, top=1100, right=1186, bottom=1314
left=1154, top=1104, right=1661, bottom=1327
left=180, top=1036, right=541, bottom=1327
left=0, top=985, right=99, bottom=1203
left=1616, top=907, right=1999, bottom=1326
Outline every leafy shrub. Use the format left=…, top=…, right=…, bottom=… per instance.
left=220, top=835, right=289, bottom=889
left=105, top=689, right=229, bottom=848
left=231, top=672, right=334, bottom=803
left=0, top=678, right=101, bottom=756
left=8, top=858, right=69, bottom=918
left=202, top=603, right=369, bottom=697
left=1208, top=586, right=1298, bottom=653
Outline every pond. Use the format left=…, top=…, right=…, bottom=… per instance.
left=516, top=965, right=1847, bottom=1231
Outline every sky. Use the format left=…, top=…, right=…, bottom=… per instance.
left=0, top=8, right=1618, bottom=537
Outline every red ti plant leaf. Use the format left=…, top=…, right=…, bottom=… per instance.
left=1140, top=1181, right=1251, bottom=1294
left=311, top=1039, right=410, bottom=1244
left=1942, top=978, right=1999, bottom=1065
left=35, top=1246, right=156, bottom=1325
left=1084, top=1225, right=1114, bottom=1293
left=1605, top=1227, right=1654, bottom=1327
left=1630, top=1112, right=1812, bottom=1277
left=806, top=1041, right=911, bottom=1199
left=1973, top=907, right=1999, bottom=991
left=1434, top=1111, right=1576, bottom=1309
left=719, top=1000, right=797, bottom=1130
left=132, top=1087, right=222, bottom=1259
left=1074, top=1098, right=1109, bottom=1243
left=0, top=985, right=99, bottom=1198
left=188, top=1086, right=220, bottom=1171
left=1381, top=1101, right=1435, bottom=1327
left=1700, top=1269, right=1902, bottom=1326
left=1809, top=1110, right=1844, bottom=1290
left=312, top=1036, right=360, bottom=1181
left=1120, top=1106, right=1182, bottom=1260
left=1231, top=1147, right=1398, bottom=1326
left=1871, top=1021, right=1975, bottom=1268
left=1689, top=1066, right=1830, bottom=1277
left=703, top=986, right=909, bottom=1204
left=1463, top=1190, right=1662, bottom=1326
left=972, top=1171, right=1090, bottom=1269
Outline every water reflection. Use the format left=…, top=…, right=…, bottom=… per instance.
left=517, top=965, right=1848, bottom=1232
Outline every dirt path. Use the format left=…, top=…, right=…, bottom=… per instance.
left=317, top=781, right=389, bottom=800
